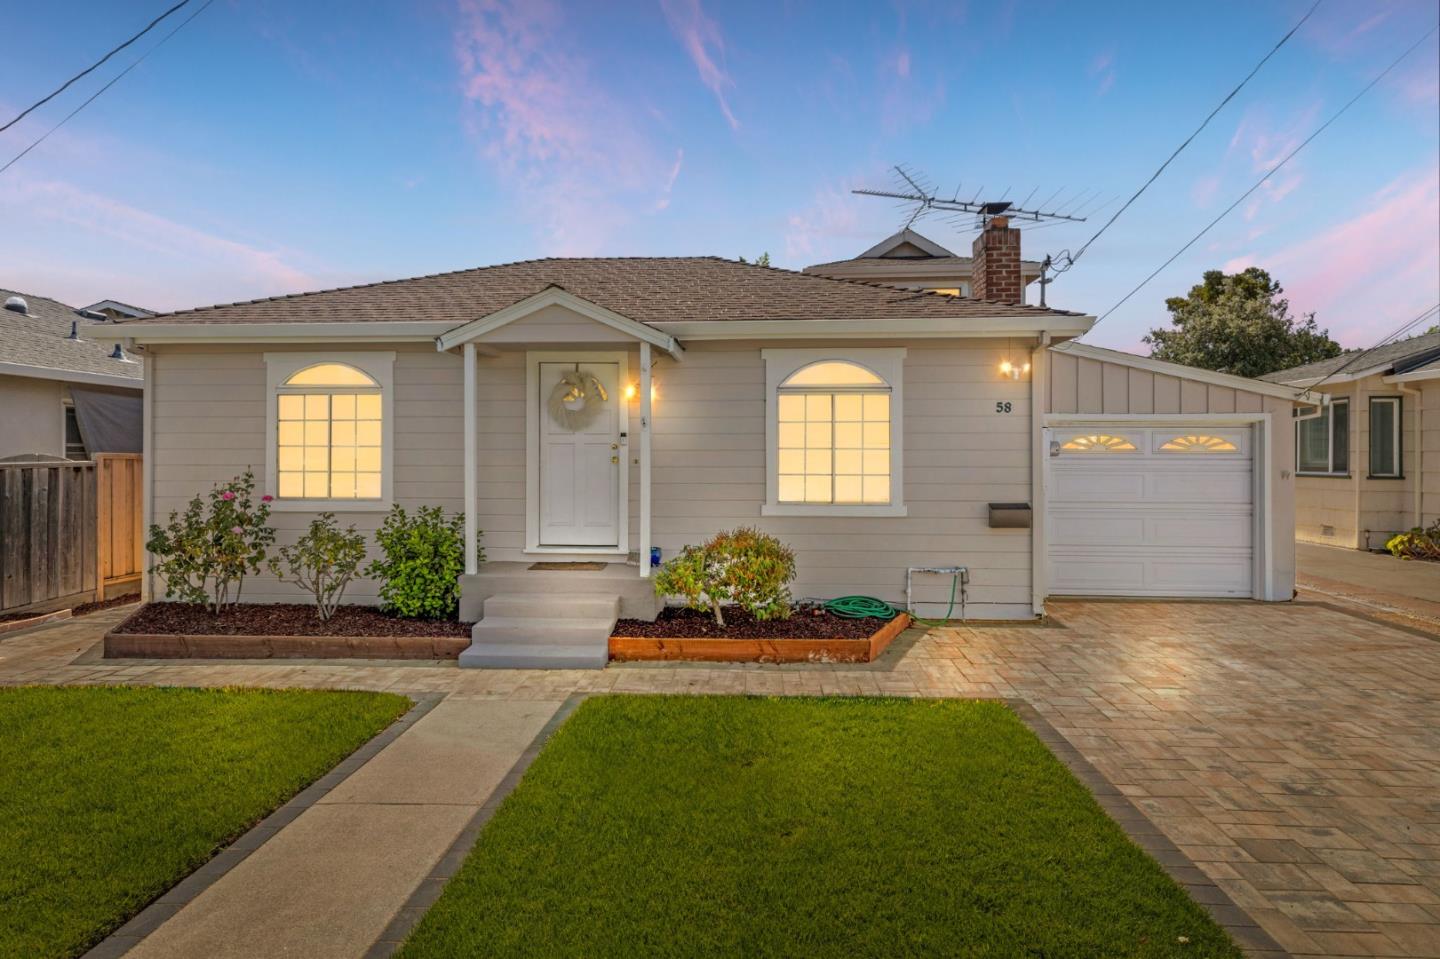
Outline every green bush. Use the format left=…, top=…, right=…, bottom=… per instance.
left=268, top=513, right=368, bottom=621
left=653, top=527, right=796, bottom=626
left=146, top=471, right=275, bottom=613
left=365, top=505, right=478, bottom=619
left=1386, top=520, right=1440, bottom=561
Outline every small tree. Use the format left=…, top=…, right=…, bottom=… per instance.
left=146, top=471, right=275, bottom=613
left=653, top=527, right=796, bottom=626
left=1144, top=268, right=1341, bottom=378
left=268, top=513, right=368, bottom=621
left=365, top=505, right=476, bottom=619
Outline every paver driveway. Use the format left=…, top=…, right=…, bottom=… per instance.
left=3, top=597, right=1438, bottom=958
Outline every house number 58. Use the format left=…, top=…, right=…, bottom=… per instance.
left=995, top=401, right=1013, bottom=413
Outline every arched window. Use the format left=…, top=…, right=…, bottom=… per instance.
left=274, top=360, right=385, bottom=500
left=776, top=359, right=892, bottom=506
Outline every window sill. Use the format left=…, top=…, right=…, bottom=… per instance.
left=1295, top=472, right=1350, bottom=479
left=268, top=499, right=393, bottom=513
left=1366, top=474, right=1405, bottom=481
left=761, top=503, right=908, bottom=518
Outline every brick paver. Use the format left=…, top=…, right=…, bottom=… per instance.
left=4, top=598, right=1438, bottom=958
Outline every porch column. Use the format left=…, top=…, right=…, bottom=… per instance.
left=463, top=342, right=479, bottom=575
left=639, top=341, right=653, bottom=578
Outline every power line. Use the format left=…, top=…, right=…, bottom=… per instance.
left=0, top=0, right=193, bottom=135
left=1299, top=302, right=1440, bottom=394
left=1090, top=23, right=1439, bottom=329
left=0, top=0, right=216, bottom=177
left=1051, top=0, right=1322, bottom=275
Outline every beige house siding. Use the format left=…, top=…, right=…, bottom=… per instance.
left=0, top=374, right=65, bottom=458
left=1294, top=374, right=1433, bottom=549
left=147, top=336, right=1034, bottom=618
left=1047, top=349, right=1298, bottom=598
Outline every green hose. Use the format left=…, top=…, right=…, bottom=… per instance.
left=824, top=573, right=960, bottom=627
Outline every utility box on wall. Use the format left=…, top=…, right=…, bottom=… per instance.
left=988, top=502, right=1032, bottom=529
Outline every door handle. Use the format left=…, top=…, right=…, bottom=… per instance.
left=611, top=455, right=619, bottom=464
left=611, top=443, right=619, bottom=450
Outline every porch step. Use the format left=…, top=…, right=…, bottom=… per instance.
left=458, top=594, right=618, bottom=669
left=458, top=562, right=660, bottom=622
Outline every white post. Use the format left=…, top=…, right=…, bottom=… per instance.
left=463, top=342, right=479, bottom=576
left=639, top=341, right=653, bottom=579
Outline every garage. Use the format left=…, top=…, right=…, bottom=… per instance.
left=1046, top=425, right=1255, bottom=597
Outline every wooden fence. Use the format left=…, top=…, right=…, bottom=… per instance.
left=0, top=454, right=143, bottom=616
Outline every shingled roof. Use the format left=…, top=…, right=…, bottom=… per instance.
left=1, top=289, right=142, bottom=383
left=1260, top=331, right=1440, bottom=384
left=116, top=257, right=1085, bottom=327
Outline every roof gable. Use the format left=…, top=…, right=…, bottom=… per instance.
left=435, top=286, right=682, bottom=357
left=858, top=229, right=955, bottom=259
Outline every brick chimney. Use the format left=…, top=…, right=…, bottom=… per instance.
left=970, top=216, right=1023, bottom=305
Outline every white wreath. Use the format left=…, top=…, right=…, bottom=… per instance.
left=547, top=369, right=609, bottom=431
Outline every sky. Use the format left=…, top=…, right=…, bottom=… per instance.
left=1, top=0, right=1436, bottom=352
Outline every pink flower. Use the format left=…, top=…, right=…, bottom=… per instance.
left=261, top=494, right=273, bottom=502
left=230, top=526, right=244, bottom=535
left=220, top=491, right=236, bottom=501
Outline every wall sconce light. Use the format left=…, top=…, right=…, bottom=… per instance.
left=998, top=360, right=1031, bottom=381
left=624, top=383, right=637, bottom=400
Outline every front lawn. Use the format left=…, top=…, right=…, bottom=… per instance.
left=400, top=696, right=1240, bottom=958
left=0, top=685, right=410, bottom=958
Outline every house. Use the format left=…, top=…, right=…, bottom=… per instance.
left=82, top=300, right=156, bottom=322
left=0, top=289, right=145, bottom=460
left=107, top=218, right=1311, bottom=667
left=1261, top=331, right=1440, bottom=550
left=803, top=227, right=1045, bottom=300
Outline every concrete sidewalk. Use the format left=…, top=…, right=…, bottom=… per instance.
left=121, top=696, right=564, bottom=959
left=1298, top=542, right=1440, bottom=625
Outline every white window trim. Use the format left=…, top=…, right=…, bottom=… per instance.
left=1368, top=396, right=1403, bottom=479
left=760, top=347, right=907, bottom=517
left=263, top=351, right=396, bottom=512
left=1296, top=398, right=1349, bottom=477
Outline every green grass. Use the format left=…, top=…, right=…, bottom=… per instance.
left=0, top=685, right=410, bottom=959
left=400, top=696, right=1241, bottom=959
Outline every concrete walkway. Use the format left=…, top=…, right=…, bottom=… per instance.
left=1298, top=542, right=1440, bottom=625
left=124, top=697, right=563, bottom=959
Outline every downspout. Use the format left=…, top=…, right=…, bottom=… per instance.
left=1353, top=380, right=1362, bottom=549
left=1030, top=332, right=1051, bottom=618
left=1396, top=383, right=1422, bottom=528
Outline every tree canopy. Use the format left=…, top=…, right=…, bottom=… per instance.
left=1144, top=268, right=1341, bottom=378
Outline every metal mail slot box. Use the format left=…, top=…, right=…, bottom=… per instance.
left=988, top=502, right=1032, bottom=529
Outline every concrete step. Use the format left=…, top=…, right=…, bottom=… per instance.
left=458, top=642, right=608, bottom=670
left=469, top=617, right=616, bottom=644
left=482, top=594, right=619, bottom=621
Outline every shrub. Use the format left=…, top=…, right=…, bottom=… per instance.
left=365, top=505, right=478, bottom=619
left=1386, top=520, right=1440, bottom=561
left=146, top=470, right=276, bottom=614
left=268, top=513, right=368, bottom=621
left=653, top=527, right=796, bottom=627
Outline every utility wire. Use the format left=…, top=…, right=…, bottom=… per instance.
left=1090, top=23, right=1439, bottom=328
left=1298, top=302, right=1440, bottom=394
left=0, top=0, right=193, bottom=134
left=0, top=0, right=215, bottom=177
left=1051, top=0, right=1322, bottom=274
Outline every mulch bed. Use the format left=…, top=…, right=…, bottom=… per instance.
left=613, top=605, right=892, bottom=640
left=72, top=593, right=141, bottom=617
left=113, top=603, right=473, bottom=638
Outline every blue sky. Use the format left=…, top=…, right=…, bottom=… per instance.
left=2, top=0, right=1436, bottom=351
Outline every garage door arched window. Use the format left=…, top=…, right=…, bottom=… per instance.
left=1158, top=434, right=1238, bottom=452
left=1060, top=433, right=1137, bottom=452
left=762, top=348, right=906, bottom=517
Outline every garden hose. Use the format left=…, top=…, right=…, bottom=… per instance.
left=825, top=572, right=961, bottom=628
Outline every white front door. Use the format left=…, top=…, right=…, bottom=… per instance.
left=1046, top=425, right=1256, bottom=597
left=538, top=361, right=622, bottom=547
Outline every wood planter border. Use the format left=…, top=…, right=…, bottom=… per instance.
left=609, top=612, right=911, bottom=664
left=103, top=631, right=470, bottom=660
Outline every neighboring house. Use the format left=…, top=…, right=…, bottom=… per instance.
left=1262, top=331, right=1440, bottom=550
left=113, top=219, right=1310, bottom=667
left=803, top=227, right=1044, bottom=301
left=0, top=289, right=145, bottom=460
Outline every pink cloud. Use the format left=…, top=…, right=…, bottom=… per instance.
left=654, top=148, right=684, bottom=212
left=895, top=49, right=911, bottom=79
left=1250, top=163, right=1440, bottom=345
left=1088, top=51, right=1116, bottom=96
left=452, top=0, right=676, bottom=253
left=660, top=0, right=740, bottom=130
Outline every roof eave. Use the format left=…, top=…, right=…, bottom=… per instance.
left=81, top=321, right=459, bottom=344
left=651, top=315, right=1095, bottom=341
left=0, top=360, right=142, bottom=389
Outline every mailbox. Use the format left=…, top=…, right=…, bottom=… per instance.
left=988, top=502, right=1032, bottom=529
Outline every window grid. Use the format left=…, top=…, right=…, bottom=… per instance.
left=277, top=391, right=382, bottom=499
left=1368, top=397, right=1402, bottom=478
left=1297, top=399, right=1348, bottom=475
left=777, top=391, right=890, bottom=504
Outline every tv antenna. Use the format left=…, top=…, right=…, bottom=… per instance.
left=853, top=165, right=1099, bottom=306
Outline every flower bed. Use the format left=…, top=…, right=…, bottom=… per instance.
left=104, top=602, right=473, bottom=660
left=609, top=605, right=911, bottom=664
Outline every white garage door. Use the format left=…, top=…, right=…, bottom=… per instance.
left=1046, top=426, right=1254, bottom=597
